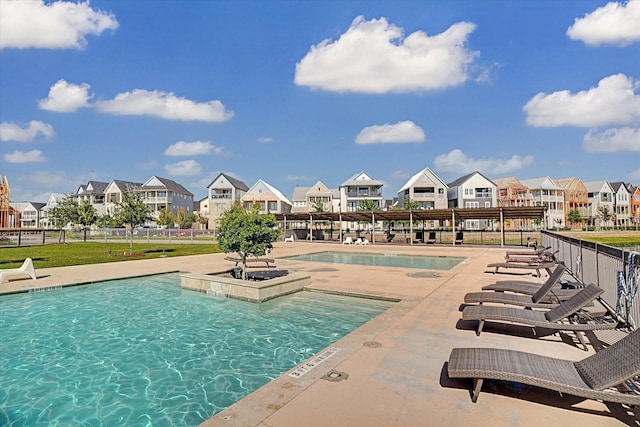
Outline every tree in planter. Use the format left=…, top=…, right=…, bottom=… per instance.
left=217, top=202, right=278, bottom=280
left=113, top=191, right=153, bottom=255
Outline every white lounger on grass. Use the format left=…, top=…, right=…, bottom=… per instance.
left=0, top=258, right=37, bottom=283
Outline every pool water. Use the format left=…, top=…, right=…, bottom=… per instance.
left=282, top=251, right=465, bottom=270
left=0, top=274, right=393, bottom=426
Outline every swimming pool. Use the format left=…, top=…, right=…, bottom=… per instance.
left=0, top=273, right=393, bottom=426
left=281, top=251, right=465, bottom=270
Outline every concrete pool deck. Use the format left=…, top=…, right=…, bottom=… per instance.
left=1, top=242, right=637, bottom=426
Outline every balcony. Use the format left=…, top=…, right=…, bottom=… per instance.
left=211, top=194, right=232, bottom=200
left=346, top=190, right=382, bottom=198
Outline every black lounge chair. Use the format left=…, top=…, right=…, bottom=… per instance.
left=462, top=284, right=619, bottom=350
left=455, top=231, right=464, bottom=245
left=426, top=231, right=436, bottom=244
left=447, top=328, right=640, bottom=405
left=465, top=265, right=573, bottom=308
left=482, top=264, right=581, bottom=300
left=486, top=260, right=555, bottom=278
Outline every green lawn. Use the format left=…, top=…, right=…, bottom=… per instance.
left=0, top=243, right=221, bottom=269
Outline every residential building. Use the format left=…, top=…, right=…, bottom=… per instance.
left=520, top=177, right=565, bottom=229
left=610, top=182, right=632, bottom=228
left=584, top=180, right=615, bottom=228
left=554, top=177, right=589, bottom=229
left=396, top=167, right=448, bottom=210
left=0, top=174, right=20, bottom=228
left=630, top=185, right=640, bottom=228
left=291, top=181, right=339, bottom=213
left=19, top=202, right=45, bottom=228
left=494, top=176, right=533, bottom=229
left=136, top=176, right=194, bottom=220
left=39, top=193, right=65, bottom=228
left=447, top=171, right=496, bottom=230
left=75, top=181, right=109, bottom=215
left=242, top=180, right=292, bottom=214
left=206, top=173, right=249, bottom=228
left=104, top=180, right=142, bottom=215
left=339, top=171, right=383, bottom=212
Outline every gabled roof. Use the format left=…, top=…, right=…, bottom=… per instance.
left=291, top=186, right=311, bottom=202
left=245, top=179, right=292, bottom=205
left=397, top=167, right=447, bottom=193
left=610, top=181, right=630, bottom=194
left=584, top=180, right=614, bottom=193
left=554, top=177, right=587, bottom=192
left=24, top=201, right=46, bottom=210
left=306, top=181, right=334, bottom=196
left=110, top=179, right=142, bottom=192
left=492, top=176, right=525, bottom=188
left=340, top=170, right=383, bottom=187
left=447, top=171, right=495, bottom=188
left=80, top=181, right=109, bottom=194
left=207, top=173, right=249, bottom=191
left=520, top=176, right=563, bottom=191
left=140, top=176, right=193, bottom=196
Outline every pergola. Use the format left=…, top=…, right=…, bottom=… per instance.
left=274, top=206, right=547, bottom=247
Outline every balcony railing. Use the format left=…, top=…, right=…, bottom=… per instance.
left=346, top=190, right=382, bottom=198
left=211, top=194, right=232, bottom=199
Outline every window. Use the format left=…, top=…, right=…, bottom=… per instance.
left=465, top=201, right=479, bottom=208
left=466, top=220, right=480, bottom=230
left=268, top=202, right=277, bottom=212
left=464, top=188, right=474, bottom=196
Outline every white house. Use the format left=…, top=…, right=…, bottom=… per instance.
left=447, top=171, right=497, bottom=230
left=610, top=181, right=632, bottom=228
left=75, top=181, right=109, bottom=215
left=397, top=167, right=448, bottom=210
left=291, top=181, right=339, bottom=213
left=104, top=180, right=142, bottom=215
left=136, top=176, right=194, bottom=220
left=206, top=173, right=249, bottom=228
left=242, top=179, right=292, bottom=214
left=584, top=180, right=615, bottom=228
left=339, top=171, right=383, bottom=212
left=520, top=176, right=565, bottom=229
left=39, top=193, right=65, bottom=228
left=19, top=201, right=46, bottom=228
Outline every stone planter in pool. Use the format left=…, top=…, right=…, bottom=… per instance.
left=180, top=269, right=311, bottom=303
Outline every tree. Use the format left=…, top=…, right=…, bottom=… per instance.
left=113, top=191, right=153, bottom=255
left=311, top=199, right=325, bottom=213
left=567, top=209, right=583, bottom=228
left=77, top=200, right=98, bottom=229
left=403, top=199, right=421, bottom=210
left=217, top=202, right=278, bottom=280
left=49, top=194, right=80, bottom=229
left=597, top=205, right=613, bottom=229
left=357, top=199, right=378, bottom=212
left=157, top=208, right=175, bottom=228
left=176, top=209, right=198, bottom=229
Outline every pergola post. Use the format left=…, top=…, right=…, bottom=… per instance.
left=500, top=208, right=505, bottom=248
left=452, top=209, right=456, bottom=246
left=410, top=210, right=413, bottom=246
left=371, top=211, right=375, bottom=245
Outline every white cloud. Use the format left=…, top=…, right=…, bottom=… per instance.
left=4, top=149, right=47, bottom=163
left=286, top=175, right=315, bottom=182
left=0, top=120, right=54, bottom=142
left=583, top=127, right=640, bottom=152
left=355, top=120, right=425, bottom=144
left=96, top=89, right=234, bottom=122
left=629, top=168, right=640, bottom=180
left=523, top=74, right=640, bottom=127
left=0, top=0, right=118, bottom=50
left=39, top=79, right=93, bottom=112
left=164, top=140, right=225, bottom=156
left=294, top=16, right=478, bottom=93
left=164, top=160, right=202, bottom=176
left=567, top=0, right=640, bottom=47
left=433, top=149, right=534, bottom=175
left=257, top=136, right=273, bottom=144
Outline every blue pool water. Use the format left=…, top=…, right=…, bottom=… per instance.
left=282, top=251, right=465, bottom=270
left=0, top=274, right=393, bottom=426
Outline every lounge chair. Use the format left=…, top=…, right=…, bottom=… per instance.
left=427, top=231, right=436, bottom=244
left=504, top=246, right=551, bottom=258
left=447, top=328, right=640, bottom=405
left=354, top=238, right=363, bottom=245
left=0, top=258, right=37, bottom=284
left=465, top=265, right=573, bottom=308
left=486, top=260, right=555, bottom=278
left=462, top=284, right=619, bottom=350
left=284, top=234, right=295, bottom=243
left=455, top=231, right=464, bottom=245
left=342, top=237, right=353, bottom=245
left=482, top=264, right=581, bottom=299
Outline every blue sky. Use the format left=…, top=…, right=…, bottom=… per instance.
left=1, top=0, right=639, bottom=204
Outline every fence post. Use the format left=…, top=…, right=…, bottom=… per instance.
left=18, top=229, right=22, bottom=246
left=42, top=229, right=46, bottom=244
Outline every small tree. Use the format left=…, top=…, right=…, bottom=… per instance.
left=597, top=206, right=613, bottom=229
left=217, top=202, right=278, bottom=280
left=113, top=192, right=153, bottom=255
left=311, top=199, right=325, bottom=213
left=567, top=209, right=583, bottom=229
left=49, top=194, right=80, bottom=242
left=157, top=208, right=175, bottom=228
left=176, top=209, right=198, bottom=229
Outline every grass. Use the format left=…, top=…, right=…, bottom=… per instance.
left=583, top=236, right=640, bottom=249
left=0, top=243, right=222, bottom=269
